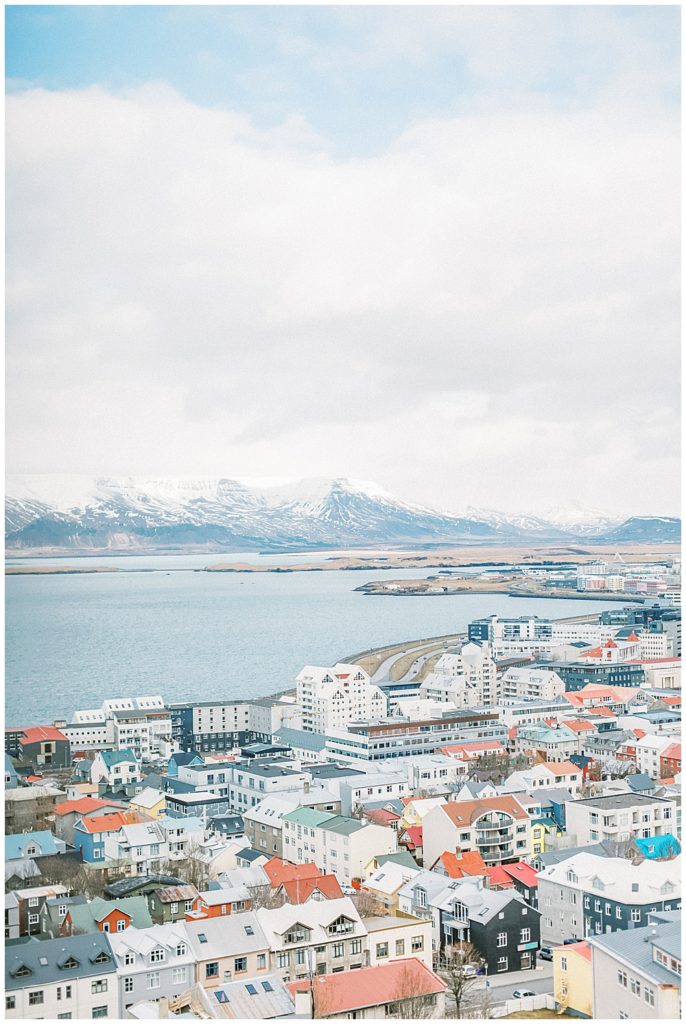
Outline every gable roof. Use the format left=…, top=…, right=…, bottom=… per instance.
left=280, top=876, right=344, bottom=904
left=436, top=850, right=487, bottom=879
left=438, top=795, right=528, bottom=827
left=99, top=749, right=138, bottom=767
left=6, top=831, right=60, bottom=860
left=6, top=933, right=116, bottom=989
left=262, top=857, right=322, bottom=888
left=19, top=726, right=69, bottom=745
left=76, top=810, right=146, bottom=834
left=54, top=797, right=122, bottom=817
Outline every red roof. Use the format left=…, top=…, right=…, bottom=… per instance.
left=262, top=857, right=322, bottom=887
left=437, top=850, right=486, bottom=879
left=54, top=797, right=121, bottom=817
left=76, top=810, right=144, bottom=834
left=501, top=861, right=538, bottom=888
left=484, top=866, right=513, bottom=887
left=402, top=826, right=423, bottom=850
left=280, top=875, right=343, bottom=904
left=365, top=808, right=401, bottom=826
left=661, top=742, right=682, bottom=760
left=19, top=726, right=68, bottom=744
left=564, top=719, right=596, bottom=733
left=287, top=958, right=446, bottom=1015
left=562, top=940, right=592, bottom=962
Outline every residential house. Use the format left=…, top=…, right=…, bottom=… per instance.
left=243, top=789, right=341, bottom=859
left=9, top=884, right=69, bottom=938
left=296, top=663, right=387, bottom=733
left=257, top=896, right=367, bottom=982
left=4, top=784, right=63, bottom=834
left=129, top=787, right=166, bottom=819
left=62, top=896, right=153, bottom=937
left=53, top=796, right=126, bottom=846
left=364, top=914, right=433, bottom=969
left=6, top=725, right=72, bottom=769
left=147, top=884, right=199, bottom=925
left=91, top=749, right=141, bottom=789
left=361, top=860, right=422, bottom=913
left=553, top=941, right=593, bottom=1018
left=502, top=760, right=582, bottom=797
left=660, top=742, right=682, bottom=779
left=185, top=912, right=270, bottom=988
left=282, top=807, right=397, bottom=885
left=72, top=811, right=148, bottom=869
left=5, top=754, right=18, bottom=788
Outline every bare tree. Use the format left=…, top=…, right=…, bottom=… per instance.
left=388, top=962, right=439, bottom=1019
left=351, top=887, right=381, bottom=918
left=436, top=942, right=484, bottom=1018
left=246, top=884, right=286, bottom=910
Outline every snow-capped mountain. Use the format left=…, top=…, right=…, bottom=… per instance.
left=4, top=476, right=681, bottom=553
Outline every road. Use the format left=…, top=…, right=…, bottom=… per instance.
left=462, top=962, right=554, bottom=1010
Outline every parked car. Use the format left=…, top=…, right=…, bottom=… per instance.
left=512, top=989, right=536, bottom=999
left=538, top=947, right=553, bottom=961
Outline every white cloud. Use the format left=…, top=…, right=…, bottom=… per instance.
left=6, top=83, right=679, bottom=515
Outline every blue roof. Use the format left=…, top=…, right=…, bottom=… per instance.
left=634, top=834, right=681, bottom=859
left=6, top=831, right=60, bottom=860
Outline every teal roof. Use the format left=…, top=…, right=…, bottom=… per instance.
left=376, top=850, right=418, bottom=870
left=101, top=749, right=138, bottom=767
left=68, top=896, right=153, bottom=933
left=320, top=815, right=364, bottom=836
left=282, top=808, right=336, bottom=828
left=634, top=834, right=681, bottom=859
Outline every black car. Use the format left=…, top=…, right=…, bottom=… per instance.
left=538, top=947, right=554, bottom=961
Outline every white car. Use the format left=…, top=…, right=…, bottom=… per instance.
left=512, top=989, right=536, bottom=999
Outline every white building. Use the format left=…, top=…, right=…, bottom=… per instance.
left=565, top=793, right=677, bottom=847
left=66, top=696, right=171, bottom=757
left=282, top=807, right=397, bottom=885
left=420, top=643, right=498, bottom=707
left=635, top=734, right=675, bottom=779
left=590, top=915, right=681, bottom=1020
left=296, top=664, right=387, bottom=733
left=500, top=667, right=565, bottom=701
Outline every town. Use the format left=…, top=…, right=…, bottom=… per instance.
left=5, top=600, right=681, bottom=1020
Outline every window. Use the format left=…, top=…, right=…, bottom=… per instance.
left=395, top=939, right=405, bottom=956
left=124, top=977, right=134, bottom=993
left=644, top=988, right=655, bottom=1007
left=296, top=949, right=306, bottom=966
left=257, top=954, right=266, bottom=970
left=29, top=992, right=44, bottom=1006
left=234, top=957, right=248, bottom=974
left=497, top=957, right=508, bottom=972
left=618, top=970, right=627, bottom=987
left=277, top=952, right=289, bottom=969
left=205, top=962, right=219, bottom=979
left=584, top=896, right=590, bottom=909
left=376, top=942, right=389, bottom=959
left=521, top=929, right=531, bottom=943
left=497, top=932, right=507, bottom=948
left=616, top=907, right=622, bottom=919
left=176, top=942, right=187, bottom=956
left=630, top=978, right=641, bottom=997
left=6, top=996, right=16, bottom=1010
left=124, top=951, right=136, bottom=966
left=184, top=900, right=193, bottom=912
left=91, top=980, right=107, bottom=994
left=173, top=967, right=186, bottom=985
left=28, top=897, right=40, bottom=907
left=116, top=919, right=126, bottom=932
left=352, top=939, right=363, bottom=955
left=150, top=948, right=166, bottom=963
left=147, top=972, right=160, bottom=990
left=28, top=914, right=39, bottom=926
left=412, top=935, right=424, bottom=952
left=631, top=909, right=641, bottom=922
left=92, top=1008, right=108, bottom=1018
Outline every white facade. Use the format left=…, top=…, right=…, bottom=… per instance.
left=420, top=643, right=498, bottom=707
left=282, top=813, right=397, bottom=885
left=565, top=795, right=677, bottom=847
left=501, top=667, right=565, bottom=701
left=296, top=663, right=387, bottom=733
left=635, top=734, right=675, bottom=779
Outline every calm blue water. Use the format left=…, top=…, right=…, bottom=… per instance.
left=5, top=554, right=619, bottom=724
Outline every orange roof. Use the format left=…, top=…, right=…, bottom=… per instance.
left=438, top=850, right=487, bottom=879
left=484, top=865, right=513, bottom=887
left=561, top=940, right=592, bottom=962
left=661, top=742, right=681, bottom=760
left=54, top=797, right=121, bottom=817
left=563, top=719, right=596, bottom=733
left=542, top=760, right=580, bottom=775
left=287, top=958, right=446, bottom=1014
left=262, top=856, right=322, bottom=887
left=365, top=808, right=401, bottom=826
left=19, top=726, right=68, bottom=744
left=280, top=875, right=343, bottom=904
left=633, top=728, right=647, bottom=739
left=440, top=796, right=528, bottom=827
left=77, top=810, right=145, bottom=834
left=661, top=695, right=682, bottom=706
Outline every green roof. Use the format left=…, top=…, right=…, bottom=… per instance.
left=101, top=749, right=138, bottom=767
left=319, top=815, right=364, bottom=836
left=282, top=807, right=336, bottom=828
left=68, top=896, right=153, bottom=933
left=376, top=850, right=418, bottom=870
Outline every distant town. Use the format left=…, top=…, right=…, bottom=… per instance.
left=5, top=588, right=681, bottom=1019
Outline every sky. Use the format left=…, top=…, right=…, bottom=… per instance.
left=5, top=4, right=681, bottom=517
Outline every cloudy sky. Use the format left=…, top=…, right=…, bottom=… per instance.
left=6, top=5, right=680, bottom=516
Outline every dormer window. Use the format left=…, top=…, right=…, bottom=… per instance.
left=13, top=964, right=32, bottom=978
left=124, top=951, right=136, bottom=966
left=176, top=942, right=187, bottom=957
left=327, top=916, right=354, bottom=936
left=149, top=947, right=166, bottom=964
left=285, top=925, right=310, bottom=944
left=61, top=957, right=80, bottom=970
left=92, top=951, right=110, bottom=964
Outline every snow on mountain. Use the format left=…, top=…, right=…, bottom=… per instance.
left=4, top=475, right=680, bottom=552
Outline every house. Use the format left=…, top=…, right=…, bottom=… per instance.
left=5, top=891, right=20, bottom=939
left=72, top=810, right=148, bottom=868
left=8, top=884, right=69, bottom=937
left=91, top=748, right=141, bottom=788
left=361, top=860, right=421, bottom=913
left=106, top=921, right=196, bottom=1014
left=502, top=760, right=582, bottom=797
left=635, top=734, right=675, bottom=779
left=243, top=790, right=340, bottom=860
left=422, top=795, right=531, bottom=870
left=274, top=874, right=344, bottom=905
left=208, top=814, right=245, bottom=841
left=53, top=796, right=126, bottom=846
left=185, top=912, right=270, bottom=988
left=537, top=851, right=681, bottom=946
left=589, top=916, right=681, bottom=1019
left=514, top=724, right=580, bottom=761
left=167, top=750, right=204, bottom=777
left=6, top=831, right=67, bottom=862
left=287, top=958, right=447, bottom=1019
left=633, top=833, right=681, bottom=861
left=211, top=973, right=295, bottom=1018
left=61, top=896, right=154, bottom=936
left=129, top=787, right=166, bottom=819
left=565, top=792, right=677, bottom=846
left=660, top=742, right=682, bottom=779
left=257, top=896, right=367, bottom=982
left=432, top=849, right=487, bottom=879
left=4, top=784, right=63, bottom=834
left=187, top=886, right=253, bottom=920
left=5, top=932, right=118, bottom=1019
left=553, top=940, right=593, bottom=1018
left=103, top=874, right=186, bottom=901
left=147, top=884, right=199, bottom=924
left=282, top=807, right=397, bottom=885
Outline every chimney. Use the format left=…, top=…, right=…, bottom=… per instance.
left=303, top=779, right=310, bottom=794
left=294, top=986, right=313, bottom=1016
left=158, top=996, right=169, bottom=1017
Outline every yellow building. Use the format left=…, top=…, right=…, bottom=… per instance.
left=553, top=941, right=593, bottom=1018
left=129, top=786, right=166, bottom=819
left=531, top=818, right=564, bottom=855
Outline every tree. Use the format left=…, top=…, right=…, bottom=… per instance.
left=436, top=942, right=484, bottom=1018
left=247, top=884, right=286, bottom=910
left=389, top=962, right=439, bottom=1019
left=351, top=887, right=381, bottom=918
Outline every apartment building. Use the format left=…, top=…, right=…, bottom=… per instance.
left=422, top=796, right=531, bottom=871
left=282, top=808, right=397, bottom=885
left=5, top=932, right=118, bottom=1020
left=635, top=734, right=675, bottom=779
left=565, top=793, right=677, bottom=846
left=257, top=897, right=367, bottom=982
left=468, top=615, right=620, bottom=659
left=537, top=852, right=681, bottom=946
left=501, top=667, right=565, bottom=701
left=419, top=642, right=498, bottom=707
left=243, top=790, right=341, bottom=858
left=64, top=696, right=171, bottom=757
left=325, top=708, right=505, bottom=762
left=227, top=760, right=310, bottom=813
left=106, top=922, right=195, bottom=1013
left=169, top=700, right=258, bottom=754
left=296, top=664, right=387, bottom=733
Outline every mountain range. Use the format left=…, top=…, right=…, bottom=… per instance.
left=4, top=476, right=681, bottom=553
